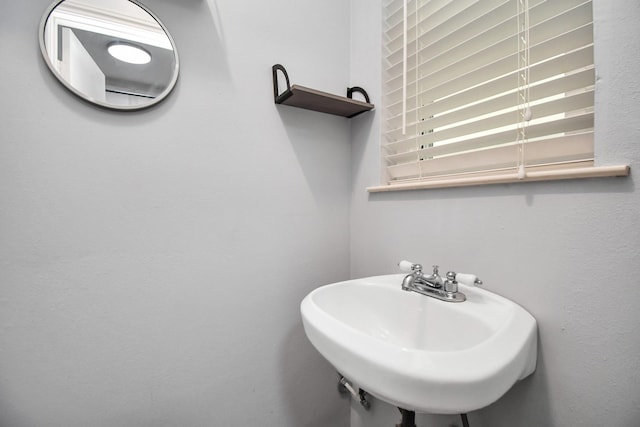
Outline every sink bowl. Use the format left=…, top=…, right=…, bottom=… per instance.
left=300, top=274, right=537, bottom=414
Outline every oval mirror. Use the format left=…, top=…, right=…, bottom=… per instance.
left=39, top=0, right=179, bottom=110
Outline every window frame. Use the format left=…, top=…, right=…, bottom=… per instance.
left=369, top=0, right=628, bottom=192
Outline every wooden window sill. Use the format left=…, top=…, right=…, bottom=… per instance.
left=366, top=165, right=630, bottom=193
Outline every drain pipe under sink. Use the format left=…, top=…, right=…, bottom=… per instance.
left=396, top=408, right=416, bottom=427
left=338, top=375, right=470, bottom=427
left=395, top=408, right=471, bottom=427
left=338, top=375, right=371, bottom=409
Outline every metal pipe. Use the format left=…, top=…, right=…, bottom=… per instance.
left=396, top=408, right=416, bottom=427
left=337, top=375, right=370, bottom=410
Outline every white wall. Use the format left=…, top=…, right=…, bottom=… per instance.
left=349, top=0, right=640, bottom=426
left=0, top=1, right=352, bottom=426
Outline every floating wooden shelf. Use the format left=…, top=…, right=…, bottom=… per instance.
left=272, top=64, right=374, bottom=118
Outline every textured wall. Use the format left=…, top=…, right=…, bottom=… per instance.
left=349, top=0, right=640, bottom=426
left=0, top=1, right=352, bottom=426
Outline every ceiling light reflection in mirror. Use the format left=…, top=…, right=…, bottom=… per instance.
left=108, top=43, right=151, bottom=64
left=40, top=0, right=179, bottom=110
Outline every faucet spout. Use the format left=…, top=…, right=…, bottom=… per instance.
left=401, top=274, right=416, bottom=291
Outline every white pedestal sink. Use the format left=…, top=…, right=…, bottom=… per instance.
left=300, top=274, right=537, bottom=414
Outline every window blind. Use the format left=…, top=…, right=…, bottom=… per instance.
left=381, top=0, right=595, bottom=186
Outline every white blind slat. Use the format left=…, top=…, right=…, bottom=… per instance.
left=384, top=45, right=593, bottom=118
left=385, top=112, right=594, bottom=164
left=382, top=0, right=594, bottom=186
left=418, top=1, right=592, bottom=79
left=385, top=68, right=594, bottom=132
left=387, top=133, right=593, bottom=180
left=415, top=23, right=593, bottom=100
left=385, top=90, right=593, bottom=146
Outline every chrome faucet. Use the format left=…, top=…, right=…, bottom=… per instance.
left=399, top=260, right=482, bottom=303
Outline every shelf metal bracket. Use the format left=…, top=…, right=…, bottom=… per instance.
left=272, top=64, right=292, bottom=104
left=347, top=86, right=370, bottom=104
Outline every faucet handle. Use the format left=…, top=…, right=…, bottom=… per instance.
left=456, top=273, right=483, bottom=286
left=398, top=260, right=422, bottom=273
left=444, top=271, right=458, bottom=294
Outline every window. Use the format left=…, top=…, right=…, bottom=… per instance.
left=370, top=0, right=628, bottom=192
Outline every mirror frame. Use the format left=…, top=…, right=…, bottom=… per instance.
left=39, top=0, right=180, bottom=111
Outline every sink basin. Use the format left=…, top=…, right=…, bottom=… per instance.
left=300, top=274, right=537, bottom=414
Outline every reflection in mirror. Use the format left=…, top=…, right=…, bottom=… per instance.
left=39, top=0, right=179, bottom=110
